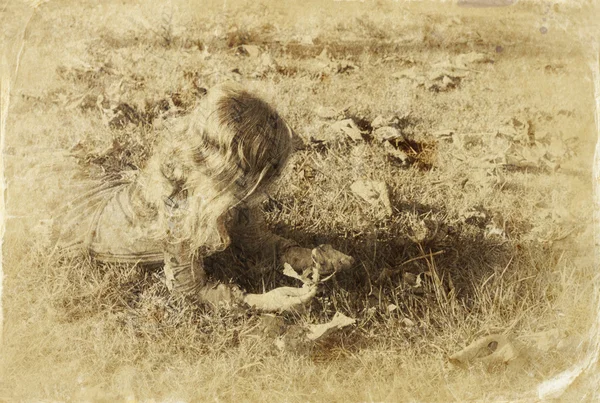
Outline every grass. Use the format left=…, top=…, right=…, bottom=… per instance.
left=1, top=0, right=599, bottom=401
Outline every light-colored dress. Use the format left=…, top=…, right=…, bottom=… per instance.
left=52, top=168, right=298, bottom=305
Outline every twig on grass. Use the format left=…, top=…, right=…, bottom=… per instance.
left=394, top=249, right=446, bottom=269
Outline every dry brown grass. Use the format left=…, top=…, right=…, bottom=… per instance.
left=1, top=0, right=599, bottom=401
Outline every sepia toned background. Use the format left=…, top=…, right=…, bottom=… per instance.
left=1, top=0, right=599, bottom=400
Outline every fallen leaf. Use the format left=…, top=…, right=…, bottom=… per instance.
left=350, top=180, right=393, bottom=216
left=504, top=154, right=536, bottom=169
left=462, top=208, right=488, bottom=226
left=384, top=142, right=412, bottom=167
left=306, top=312, right=356, bottom=341
left=546, top=137, right=568, bottom=160
left=256, top=314, right=286, bottom=338
left=455, top=52, right=489, bottom=69
left=449, top=334, right=521, bottom=369
left=426, top=72, right=462, bottom=91
left=510, top=117, right=526, bottom=128
left=374, top=126, right=402, bottom=142
left=371, top=115, right=388, bottom=129
left=335, top=60, right=358, bottom=74
left=520, top=329, right=564, bottom=352
left=442, top=75, right=454, bottom=86
left=317, top=47, right=330, bottom=62
left=427, top=70, right=447, bottom=81
left=403, top=272, right=421, bottom=287
left=432, top=129, right=455, bottom=139
left=406, top=219, right=431, bottom=243
left=372, top=114, right=407, bottom=130
left=429, top=67, right=468, bottom=80
left=283, top=263, right=306, bottom=282
left=241, top=44, right=260, bottom=57
left=496, top=124, right=518, bottom=140
left=454, top=133, right=483, bottom=149
left=331, top=119, right=363, bottom=141
left=402, top=317, right=415, bottom=327
left=276, top=325, right=311, bottom=353
left=298, top=35, right=314, bottom=45
left=392, top=66, right=419, bottom=80
left=274, top=337, right=286, bottom=351
left=259, top=53, right=277, bottom=69
left=315, top=106, right=339, bottom=119
left=64, top=93, right=88, bottom=111
left=484, top=224, right=505, bottom=239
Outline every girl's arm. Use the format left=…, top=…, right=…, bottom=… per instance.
left=164, top=241, right=249, bottom=307
left=228, top=206, right=355, bottom=274
left=164, top=239, right=315, bottom=312
left=228, top=206, right=314, bottom=271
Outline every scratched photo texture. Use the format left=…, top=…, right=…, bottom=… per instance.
left=1, top=0, right=599, bottom=401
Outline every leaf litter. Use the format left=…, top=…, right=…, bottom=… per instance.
left=269, top=259, right=356, bottom=351
left=450, top=328, right=584, bottom=373
left=437, top=114, right=573, bottom=172
left=393, top=52, right=491, bottom=92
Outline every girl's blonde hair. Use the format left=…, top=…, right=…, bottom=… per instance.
left=136, top=82, right=296, bottom=255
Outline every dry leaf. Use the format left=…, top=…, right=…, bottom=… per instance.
left=455, top=52, right=489, bottom=68
left=406, top=219, right=431, bottom=243
left=427, top=70, right=446, bottom=81
left=374, top=126, right=402, bottom=142
left=283, top=263, right=306, bottom=282
left=315, top=106, right=339, bottom=119
left=371, top=115, right=388, bottom=129
left=442, top=75, right=453, bottom=86
left=403, top=272, right=421, bottom=288
left=350, top=180, right=393, bottom=216
left=283, top=262, right=323, bottom=285
left=432, top=129, right=455, bottom=139
left=259, top=53, right=277, bottom=69
left=335, top=60, right=358, bottom=74
left=331, top=119, right=363, bottom=141
left=240, top=44, right=260, bottom=57
left=454, top=133, right=483, bottom=149
left=462, top=208, right=487, bottom=226
left=546, top=137, right=568, bottom=160
left=306, top=312, right=356, bottom=341
left=275, top=325, right=310, bottom=353
left=520, top=329, right=564, bottom=353
left=392, top=66, right=418, bottom=80
left=402, top=317, right=416, bottom=327
left=484, top=224, right=505, bottom=239
left=297, top=34, right=314, bottom=45
left=428, top=66, right=468, bottom=80
left=255, top=314, right=286, bottom=338
left=317, top=47, right=330, bottom=62
left=496, top=125, right=519, bottom=141
left=449, top=334, right=521, bottom=369
left=384, top=142, right=412, bottom=167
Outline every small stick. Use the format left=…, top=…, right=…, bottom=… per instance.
left=319, top=272, right=336, bottom=284
left=395, top=250, right=445, bottom=269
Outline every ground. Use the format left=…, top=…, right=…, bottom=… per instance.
left=1, top=0, right=600, bottom=401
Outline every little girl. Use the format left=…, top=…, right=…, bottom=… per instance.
left=53, top=83, right=354, bottom=311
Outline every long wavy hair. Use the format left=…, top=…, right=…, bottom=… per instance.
left=134, top=82, right=296, bottom=255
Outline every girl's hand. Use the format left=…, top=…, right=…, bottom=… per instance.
left=282, top=245, right=356, bottom=276
left=243, top=284, right=317, bottom=312
left=311, top=244, right=355, bottom=275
